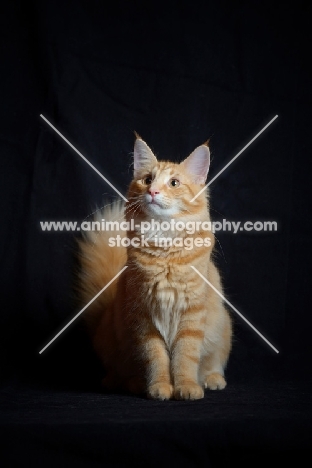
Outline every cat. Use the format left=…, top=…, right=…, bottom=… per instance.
left=77, top=135, right=232, bottom=400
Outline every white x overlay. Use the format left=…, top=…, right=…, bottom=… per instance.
left=191, top=267, right=279, bottom=353
left=39, top=266, right=128, bottom=354
left=40, top=115, right=128, bottom=202
left=39, top=114, right=279, bottom=354
left=191, top=115, right=278, bottom=201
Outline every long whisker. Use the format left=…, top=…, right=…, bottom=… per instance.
left=214, top=234, right=227, bottom=263
left=82, top=199, right=123, bottom=222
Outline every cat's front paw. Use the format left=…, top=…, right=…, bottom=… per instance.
left=147, top=383, right=173, bottom=400
left=205, top=373, right=226, bottom=390
left=174, top=383, right=204, bottom=400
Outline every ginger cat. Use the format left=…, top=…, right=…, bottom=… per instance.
left=78, top=136, right=232, bottom=400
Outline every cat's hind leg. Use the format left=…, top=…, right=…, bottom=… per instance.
left=199, top=351, right=227, bottom=390
left=199, top=309, right=232, bottom=390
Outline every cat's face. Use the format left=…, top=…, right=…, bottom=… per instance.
left=126, top=137, right=210, bottom=220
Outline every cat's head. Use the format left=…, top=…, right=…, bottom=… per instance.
left=126, top=135, right=210, bottom=220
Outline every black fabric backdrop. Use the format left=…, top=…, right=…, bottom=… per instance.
left=1, top=0, right=311, bottom=465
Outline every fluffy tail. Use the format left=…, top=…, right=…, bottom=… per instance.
left=76, top=200, right=127, bottom=335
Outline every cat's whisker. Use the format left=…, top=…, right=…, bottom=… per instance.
left=213, top=235, right=227, bottom=263
left=125, top=201, right=141, bottom=213
left=210, top=207, right=226, bottom=217
left=82, top=200, right=123, bottom=222
left=129, top=204, right=142, bottom=219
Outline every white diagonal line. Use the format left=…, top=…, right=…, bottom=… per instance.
left=39, top=266, right=128, bottom=354
left=40, top=114, right=129, bottom=202
left=191, top=266, right=279, bottom=353
left=190, top=115, right=278, bottom=202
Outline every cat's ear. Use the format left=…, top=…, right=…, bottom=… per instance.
left=133, top=134, right=158, bottom=178
left=180, top=144, right=210, bottom=185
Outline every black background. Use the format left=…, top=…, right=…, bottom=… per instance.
left=1, top=0, right=311, bottom=465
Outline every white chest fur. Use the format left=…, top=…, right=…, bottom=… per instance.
left=150, top=280, right=187, bottom=349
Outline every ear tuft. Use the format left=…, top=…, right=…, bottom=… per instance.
left=134, top=130, right=142, bottom=140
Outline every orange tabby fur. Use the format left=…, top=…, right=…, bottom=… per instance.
left=78, top=136, right=232, bottom=400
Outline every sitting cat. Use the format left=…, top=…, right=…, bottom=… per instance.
left=77, top=135, right=232, bottom=400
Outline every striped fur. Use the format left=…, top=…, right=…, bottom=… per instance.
left=77, top=137, right=232, bottom=400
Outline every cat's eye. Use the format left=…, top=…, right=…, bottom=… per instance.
left=169, top=178, right=180, bottom=188
left=143, top=176, right=153, bottom=185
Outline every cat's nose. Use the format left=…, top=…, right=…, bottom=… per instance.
left=149, top=188, right=160, bottom=198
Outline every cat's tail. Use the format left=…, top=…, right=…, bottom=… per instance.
left=76, top=199, right=127, bottom=336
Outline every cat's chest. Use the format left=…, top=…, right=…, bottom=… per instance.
left=148, top=269, right=188, bottom=348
